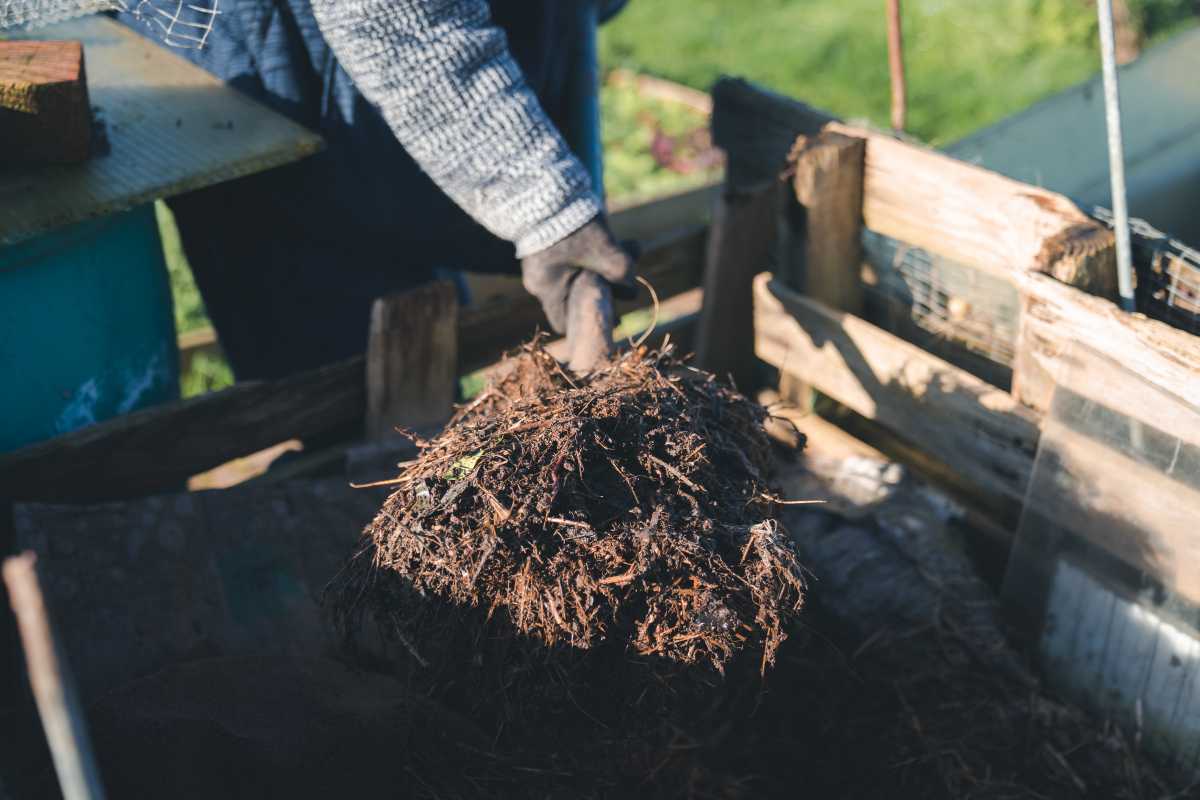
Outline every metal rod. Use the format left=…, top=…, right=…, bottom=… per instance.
left=4, top=552, right=106, bottom=800
left=1097, top=0, right=1137, bottom=312
left=886, top=0, right=907, bottom=132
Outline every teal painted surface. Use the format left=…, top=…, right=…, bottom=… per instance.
left=0, top=205, right=180, bottom=453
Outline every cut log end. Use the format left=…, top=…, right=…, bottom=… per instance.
left=0, top=40, right=92, bottom=164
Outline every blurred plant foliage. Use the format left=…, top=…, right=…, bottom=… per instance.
left=600, top=0, right=1197, bottom=145
left=600, top=76, right=721, bottom=203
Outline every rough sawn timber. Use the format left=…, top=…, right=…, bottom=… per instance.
left=0, top=358, right=364, bottom=503
left=1014, top=270, right=1200, bottom=425
left=0, top=40, right=91, bottom=163
left=825, top=121, right=1118, bottom=295
left=366, top=281, right=458, bottom=438
left=754, top=272, right=1040, bottom=504
left=694, top=184, right=778, bottom=388
left=788, top=130, right=866, bottom=312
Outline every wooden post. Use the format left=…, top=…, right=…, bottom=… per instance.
left=4, top=552, right=106, bottom=800
left=885, top=0, right=907, bottom=132
left=790, top=130, right=867, bottom=311
left=365, top=281, right=458, bottom=439
left=0, top=41, right=91, bottom=164
left=694, top=184, right=779, bottom=389
left=779, top=129, right=866, bottom=406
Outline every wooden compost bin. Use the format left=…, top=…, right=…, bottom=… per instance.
left=700, top=78, right=1200, bottom=772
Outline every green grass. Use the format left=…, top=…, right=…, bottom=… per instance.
left=600, top=0, right=1197, bottom=146
left=158, top=201, right=234, bottom=396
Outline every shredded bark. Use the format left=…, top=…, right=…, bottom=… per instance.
left=332, top=339, right=806, bottom=673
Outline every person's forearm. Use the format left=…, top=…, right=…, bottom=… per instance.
left=309, top=0, right=601, bottom=256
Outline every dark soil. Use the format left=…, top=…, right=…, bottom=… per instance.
left=317, top=341, right=1180, bottom=799
left=8, top=343, right=1175, bottom=800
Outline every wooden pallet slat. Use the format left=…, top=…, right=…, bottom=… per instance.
left=0, top=357, right=365, bottom=503
left=0, top=40, right=91, bottom=164
left=1014, top=270, right=1200, bottom=426
left=754, top=272, right=1040, bottom=504
left=365, top=281, right=458, bottom=438
left=825, top=122, right=1118, bottom=294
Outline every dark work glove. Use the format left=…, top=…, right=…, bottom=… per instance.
left=565, top=271, right=615, bottom=374
left=520, top=215, right=638, bottom=337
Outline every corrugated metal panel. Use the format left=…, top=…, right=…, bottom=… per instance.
left=0, top=15, right=323, bottom=245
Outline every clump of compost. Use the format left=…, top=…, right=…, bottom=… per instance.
left=336, top=339, right=806, bottom=673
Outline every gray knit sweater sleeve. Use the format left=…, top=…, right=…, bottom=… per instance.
left=309, top=0, right=602, bottom=257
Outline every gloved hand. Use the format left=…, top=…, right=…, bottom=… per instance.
left=564, top=271, right=615, bottom=374
left=521, top=216, right=638, bottom=371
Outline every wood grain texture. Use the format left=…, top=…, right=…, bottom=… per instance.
left=0, top=357, right=364, bottom=503
left=777, top=130, right=866, bottom=408
left=754, top=273, right=1040, bottom=503
left=1013, top=271, right=1200, bottom=425
left=366, top=281, right=457, bottom=438
left=825, top=122, right=1116, bottom=287
left=1, top=18, right=322, bottom=246
left=0, top=40, right=90, bottom=163
left=790, top=130, right=865, bottom=312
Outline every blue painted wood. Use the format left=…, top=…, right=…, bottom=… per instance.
left=0, top=204, right=180, bottom=452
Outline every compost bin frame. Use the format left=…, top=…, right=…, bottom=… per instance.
left=698, top=77, right=1200, bottom=605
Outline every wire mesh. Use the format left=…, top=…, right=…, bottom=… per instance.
left=860, top=211, right=1200, bottom=388
left=1093, top=207, right=1200, bottom=336
left=861, top=229, right=1020, bottom=379
left=0, top=0, right=217, bottom=48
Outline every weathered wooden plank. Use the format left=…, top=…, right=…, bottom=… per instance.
left=1028, top=420, right=1200, bottom=605
left=366, top=281, right=457, bottom=438
left=1013, top=270, right=1200, bottom=425
left=777, top=129, right=866, bottom=407
left=789, top=130, right=866, bottom=311
left=825, top=122, right=1117, bottom=289
left=754, top=272, right=1040, bottom=503
left=0, top=357, right=365, bottom=503
left=694, top=184, right=777, bottom=388
left=711, top=77, right=835, bottom=191
left=0, top=40, right=91, bottom=163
